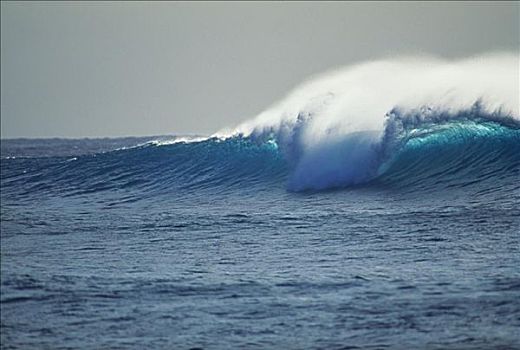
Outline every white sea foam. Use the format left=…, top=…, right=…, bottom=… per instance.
left=147, top=136, right=209, bottom=146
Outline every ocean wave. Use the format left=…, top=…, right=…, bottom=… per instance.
left=212, top=53, right=519, bottom=191
left=2, top=110, right=518, bottom=199
left=2, top=54, right=518, bottom=196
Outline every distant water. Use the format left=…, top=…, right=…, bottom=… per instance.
left=2, top=115, right=519, bottom=349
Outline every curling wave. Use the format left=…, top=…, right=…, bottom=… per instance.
left=215, top=53, right=519, bottom=191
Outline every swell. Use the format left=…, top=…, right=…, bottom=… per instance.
left=0, top=137, right=288, bottom=200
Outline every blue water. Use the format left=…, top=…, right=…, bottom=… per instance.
left=1, top=113, right=520, bottom=349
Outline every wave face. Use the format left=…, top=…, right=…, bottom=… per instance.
left=1, top=54, right=519, bottom=198
left=1, top=137, right=287, bottom=202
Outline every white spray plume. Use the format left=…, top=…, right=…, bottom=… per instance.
left=216, top=53, right=518, bottom=145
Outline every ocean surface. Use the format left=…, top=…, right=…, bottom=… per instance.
left=2, top=55, right=520, bottom=349
left=2, top=115, right=519, bottom=349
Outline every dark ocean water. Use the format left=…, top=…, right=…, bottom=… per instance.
left=1, top=115, right=520, bottom=349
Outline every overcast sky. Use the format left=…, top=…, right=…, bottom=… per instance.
left=1, top=1, right=518, bottom=138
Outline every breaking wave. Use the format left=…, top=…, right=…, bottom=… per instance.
left=2, top=53, right=519, bottom=197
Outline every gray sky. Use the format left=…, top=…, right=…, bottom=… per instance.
left=1, top=1, right=518, bottom=138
